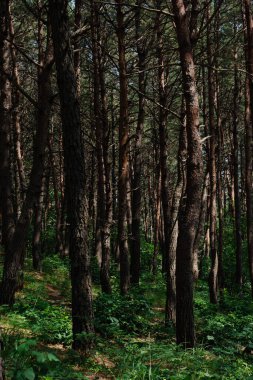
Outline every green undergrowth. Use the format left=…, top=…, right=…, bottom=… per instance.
left=0, top=254, right=253, bottom=379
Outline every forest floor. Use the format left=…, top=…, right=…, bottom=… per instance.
left=1, top=255, right=253, bottom=379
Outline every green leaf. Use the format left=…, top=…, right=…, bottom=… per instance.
left=47, top=352, right=60, bottom=362
left=32, top=351, right=47, bottom=363
left=23, top=367, right=35, bottom=380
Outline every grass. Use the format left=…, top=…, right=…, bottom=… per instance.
left=0, top=253, right=253, bottom=379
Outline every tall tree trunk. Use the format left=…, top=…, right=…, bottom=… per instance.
left=152, top=148, right=161, bottom=275
left=99, top=27, right=112, bottom=295
left=32, top=165, right=46, bottom=272
left=74, top=0, right=82, bottom=98
left=193, top=172, right=209, bottom=280
left=233, top=45, right=243, bottom=286
left=216, top=82, right=225, bottom=289
left=9, top=8, right=25, bottom=209
left=116, top=0, right=130, bottom=295
left=49, top=0, right=94, bottom=351
left=207, top=7, right=218, bottom=304
left=0, top=0, right=15, bottom=253
left=91, top=0, right=105, bottom=271
left=165, top=107, right=187, bottom=324
left=131, top=0, right=146, bottom=285
left=155, top=0, right=175, bottom=322
left=243, top=0, right=253, bottom=297
left=172, top=0, right=203, bottom=348
left=32, top=6, right=51, bottom=272
left=91, top=0, right=111, bottom=293
left=48, top=133, right=64, bottom=256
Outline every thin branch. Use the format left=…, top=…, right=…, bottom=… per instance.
left=0, top=68, right=38, bottom=108
left=129, top=83, right=181, bottom=120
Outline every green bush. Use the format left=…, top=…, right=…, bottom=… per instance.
left=3, top=338, right=60, bottom=380
left=12, top=295, right=72, bottom=345
left=94, top=292, right=153, bottom=337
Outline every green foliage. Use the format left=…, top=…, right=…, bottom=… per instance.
left=10, top=295, right=72, bottom=345
left=2, top=338, right=61, bottom=380
left=2, top=226, right=253, bottom=380
left=222, top=214, right=248, bottom=288
left=94, top=291, right=153, bottom=337
left=2, top=335, right=90, bottom=379
left=102, top=338, right=253, bottom=379
left=42, top=255, right=71, bottom=299
left=140, top=236, right=157, bottom=271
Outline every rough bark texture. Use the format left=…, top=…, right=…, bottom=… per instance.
left=131, top=0, right=146, bottom=285
left=49, top=0, right=94, bottom=351
left=193, top=172, right=208, bottom=280
left=155, top=0, right=175, bottom=322
left=233, top=48, right=243, bottom=286
left=74, top=0, right=82, bottom=98
left=165, top=107, right=187, bottom=324
left=116, top=0, right=130, bottom=295
left=32, top=166, right=46, bottom=272
left=91, top=0, right=111, bottom=293
left=216, top=86, right=225, bottom=289
left=9, top=8, right=25, bottom=208
left=172, top=0, right=203, bottom=348
left=0, top=0, right=15, bottom=253
left=243, top=0, right=253, bottom=298
left=207, top=9, right=218, bottom=304
left=99, top=29, right=112, bottom=295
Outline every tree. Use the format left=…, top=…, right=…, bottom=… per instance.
left=243, top=0, right=253, bottom=298
left=49, top=0, right=94, bottom=351
left=116, top=0, right=130, bottom=295
left=130, top=0, right=147, bottom=286
left=172, top=0, right=203, bottom=348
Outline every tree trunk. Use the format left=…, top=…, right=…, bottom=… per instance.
left=165, top=106, right=187, bottom=324
left=155, top=0, right=175, bottom=322
left=0, top=0, right=15, bottom=253
left=172, top=0, right=203, bottom=348
left=243, top=0, right=253, bottom=297
left=233, top=45, right=243, bottom=286
left=131, top=0, right=146, bottom=285
left=207, top=7, right=218, bottom=304
left=49, top=0, right=94, bottom=351
left=99, top=27, right=112, bottom=295
left=116, top=0, right=130, bottom=295
left=9, top=8, right=25, bottom=209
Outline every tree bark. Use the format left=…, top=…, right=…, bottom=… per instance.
left=116, top=0, right=130, bottom=295
left=207, top=6, right=218, bottom=304
left=0, top=0, right=15, bottom=253
left=172, top=0, right=203, bottom=348
left=131, top=0, right=146, bottom=285
left=165, top=106, right=187, bottom=324
left=49, top=0, right=94, bottom=351
left=243, top=0, right=253, bottom=297
left=233, top=44, right=243, bottom=286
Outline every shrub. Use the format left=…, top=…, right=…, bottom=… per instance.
left=94, top=292, right=153, bottom=337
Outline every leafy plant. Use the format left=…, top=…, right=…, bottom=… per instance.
left=94, top=292, right=153, bottom=337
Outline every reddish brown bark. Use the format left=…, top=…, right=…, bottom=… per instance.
left=207, top=7, right=218, bottom=304
left=172, top=0, right=203, bottom=348
left=116, top=0, right=130, bottom=295
left=131, top=0, right=146, bottom=285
